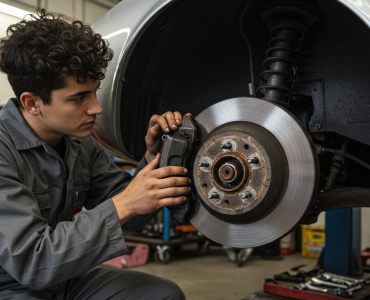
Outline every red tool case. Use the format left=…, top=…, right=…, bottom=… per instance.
left=263, top=281, right=370, bottom=300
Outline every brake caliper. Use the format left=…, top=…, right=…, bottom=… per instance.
left=159, top=116, right=198, bottom=222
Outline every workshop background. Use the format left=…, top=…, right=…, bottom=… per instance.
left=1, top=1, right=370, bottom=300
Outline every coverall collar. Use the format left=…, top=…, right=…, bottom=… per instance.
left=0, top=98, right=81, bottom=150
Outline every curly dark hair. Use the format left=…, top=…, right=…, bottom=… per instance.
left=0, top=10, right=113, bottom=107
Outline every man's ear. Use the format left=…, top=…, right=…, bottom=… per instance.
left=20, top=92, right=41, bottom=116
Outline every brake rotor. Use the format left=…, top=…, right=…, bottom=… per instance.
left=187, top=97, right=318, bottom=248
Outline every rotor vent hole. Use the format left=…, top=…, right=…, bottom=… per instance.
left=224, top=200, right=229, bottom=205
left=243, top=144, right=249, bottom=150
left=202, top=183, right=208, bottom=189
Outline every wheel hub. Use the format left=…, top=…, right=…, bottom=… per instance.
left=196, top=132, right=271, bottom=216
left=219, top=162, right=238, bottom=183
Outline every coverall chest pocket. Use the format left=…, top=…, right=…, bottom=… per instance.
left=73, top=182, right=90, bottom=215
left=33, top=190, right=51, bottom=219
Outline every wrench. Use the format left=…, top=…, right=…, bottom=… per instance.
left=347, top=284, right=362, bottom=293
left=319, top=274, right=354, bottom=287
left=295, top=282, right=328, bottom=293
left=332, top=278, right=354, bottom=287
left=324, top=273, right=363, bottom=284
left=311, top=277, right=349, bottom=289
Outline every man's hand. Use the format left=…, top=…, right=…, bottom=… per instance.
left=145, top=111, right=191, bottom=163
left=112, top=154, right=191, bottom=226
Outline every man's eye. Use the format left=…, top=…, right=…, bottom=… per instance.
left=74, top=96, right=85, bottom=102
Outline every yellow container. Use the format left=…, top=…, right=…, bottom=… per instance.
left=302, top=226, right=325, bottom=258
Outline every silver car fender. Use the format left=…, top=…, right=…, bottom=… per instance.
left=92, top=0, right=175, bottom=162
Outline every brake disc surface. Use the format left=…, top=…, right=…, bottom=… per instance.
left=187, top=97, right=317, bottom=248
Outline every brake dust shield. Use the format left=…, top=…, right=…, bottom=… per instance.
left=186, top=97, right=318, bottom=248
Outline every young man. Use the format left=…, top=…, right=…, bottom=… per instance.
left=0, top=10, right=190, bottom=300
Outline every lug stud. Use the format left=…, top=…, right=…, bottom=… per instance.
left=208, top=192, right=219, bottom=199
left=220, top=142, right=232, bottom=149
left=198, top=162, right=209, bottom=167
left=241, top=192, right=252, bottom=199
left=247, top=157, right=259, bottom=164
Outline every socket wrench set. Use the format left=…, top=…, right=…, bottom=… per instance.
left=264, top=266, right=370, bottom=300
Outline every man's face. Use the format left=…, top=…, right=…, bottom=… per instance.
left=38, top=76, right=103, bottom=139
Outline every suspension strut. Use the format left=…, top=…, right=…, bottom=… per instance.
left=257, top=3, right=318, bottom=106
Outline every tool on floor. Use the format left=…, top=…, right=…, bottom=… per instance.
left=294, top=282, right=328, bottom=293
left=339, top=284, right=363, bottom=298
left=348, top=284, right=363, bottom=292
left=334, top=288, right=351, bottom=298
left=291, top=265, right=307, bottom=272
left=291, top=265, right=324, bottom=277
left=311, top=277, right=349, bottom=289
left=324, top=273, right=370, bottom=285
left=318, top=274, right=354, bottom=287
left=264, top=270, right=370, bottom=300
left=333, top=285, right=362, bottom=298
left=274, top=271, right=306, bottom=283
left=264, top=278, right=370, bottom=300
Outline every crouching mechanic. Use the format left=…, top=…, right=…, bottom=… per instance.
left=0, top=10, right=190, bottom=300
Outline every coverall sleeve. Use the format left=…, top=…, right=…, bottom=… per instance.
left=84, top=137, right=159, bottom=232
left=0, top=152, right=127, bottom=290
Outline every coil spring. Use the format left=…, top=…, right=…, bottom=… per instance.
left=256, top=19, right=306, bottom=106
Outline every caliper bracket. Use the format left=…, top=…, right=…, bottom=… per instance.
left=159, top=116, right=198, bottom=223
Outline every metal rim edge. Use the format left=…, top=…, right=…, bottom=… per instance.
left=188, top=97, right=317, bottom=248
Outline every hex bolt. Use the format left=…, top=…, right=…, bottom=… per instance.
left=198, top=162, right=209, bottom=168
left=247, top=157, right=259, bottom=164
left=220, top=142, right=232, bottom=149
left=241, top=192, right=252, bottom=200
left=208, top=192, right=219, bottom=200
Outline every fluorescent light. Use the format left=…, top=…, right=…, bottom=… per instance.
left=0, top=3, right=32, bottom=19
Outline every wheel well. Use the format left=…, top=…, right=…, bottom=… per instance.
left=119, top=0, right=370, bottom=160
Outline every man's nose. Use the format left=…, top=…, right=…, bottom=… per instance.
left=87, top=96, right=103, bottom=115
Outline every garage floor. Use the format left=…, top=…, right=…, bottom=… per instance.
left=133, top=244, right=316, bottom=300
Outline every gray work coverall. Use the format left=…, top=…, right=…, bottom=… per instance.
left=0, top=99, right=185, bottom=300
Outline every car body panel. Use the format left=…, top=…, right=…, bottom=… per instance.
left=338, top=0, right=370, bottom=28
left=92, top=0, right=175, bottom=162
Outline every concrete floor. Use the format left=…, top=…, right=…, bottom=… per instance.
left=133, top=244, right=316, bottom=300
